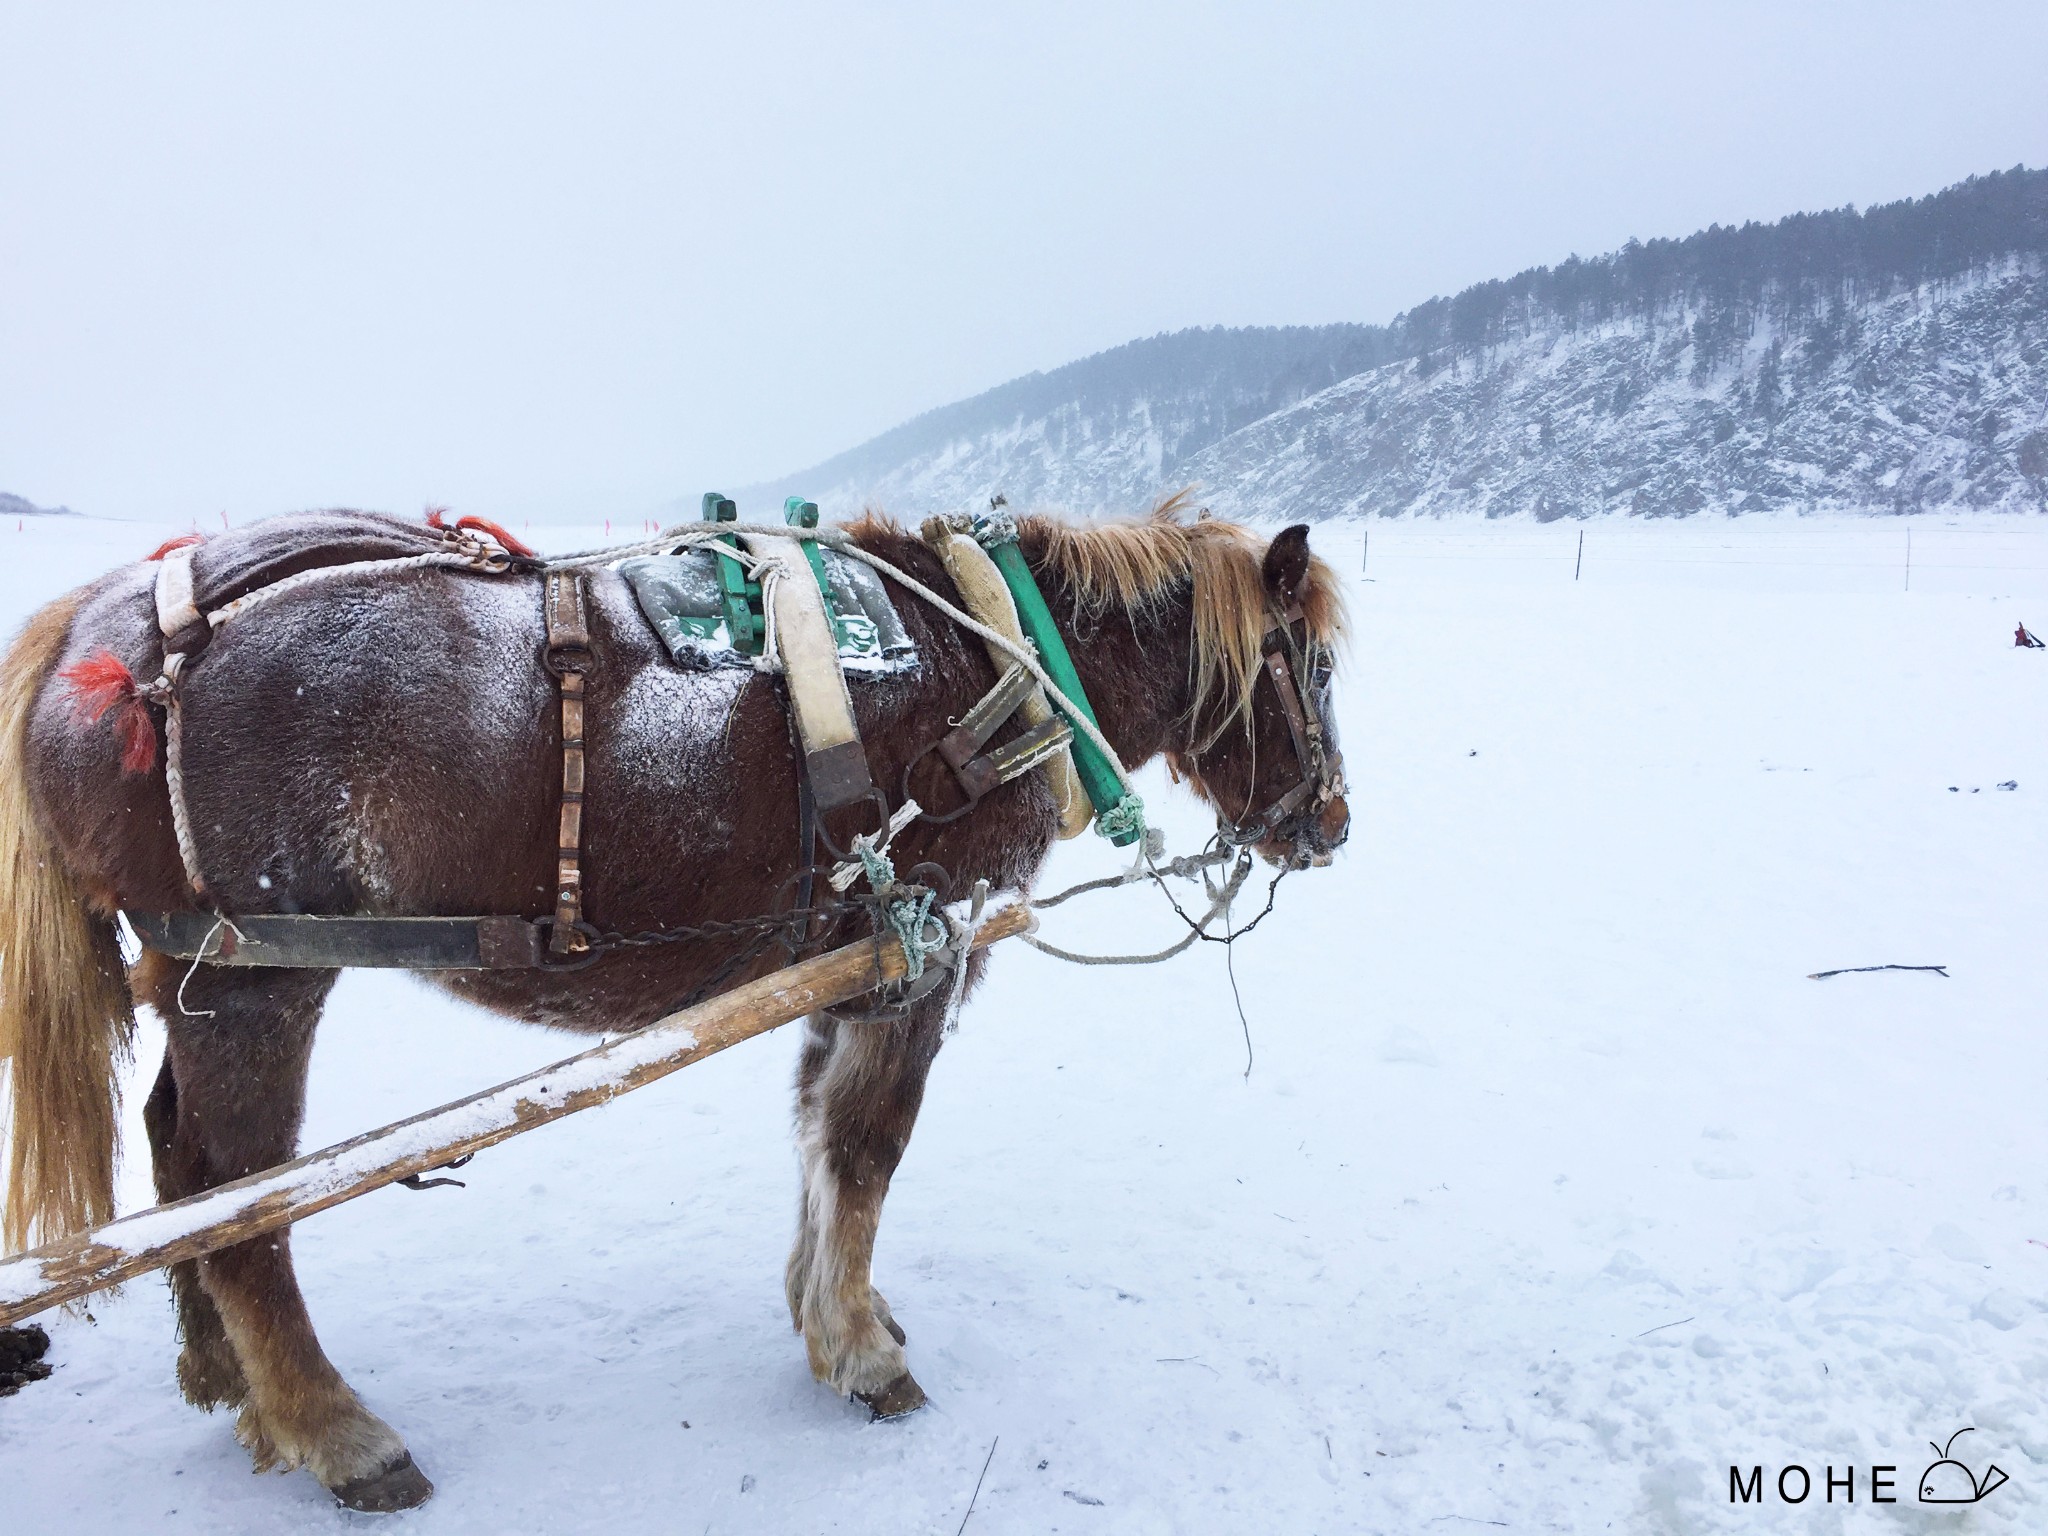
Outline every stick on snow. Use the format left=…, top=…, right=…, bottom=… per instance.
left=1807, top=963, right=1949, bottom=980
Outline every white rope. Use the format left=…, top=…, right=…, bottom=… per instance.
left=162, top=695, right=207, bottom=895
left=751, top=559, right=786, bottom=674
left=938, top=881, right=991, bottom=1033
left=1021, top=852, right=1253, bottom=967
left=173, top=915, right=243, bottom=1017
left=206, top=549, right=500, bottom=630
left=829, top=799, right=921, bottom=893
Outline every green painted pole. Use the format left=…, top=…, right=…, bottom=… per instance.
left=975, top=524, right=1140, bottom=844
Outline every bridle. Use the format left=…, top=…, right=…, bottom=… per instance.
left=1214, top=599, right=1346, bottom=854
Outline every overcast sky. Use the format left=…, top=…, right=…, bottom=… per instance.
left=4, top=3, right=2044, bottom=524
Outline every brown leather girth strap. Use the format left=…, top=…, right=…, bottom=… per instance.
left=544, top=571, right=594, bottom=956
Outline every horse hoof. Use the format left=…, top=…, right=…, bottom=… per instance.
left=330, top=1451, right=434, bottom=1512
left=856, top=1371, right=927, bottom=1421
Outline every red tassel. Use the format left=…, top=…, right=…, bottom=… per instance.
left=60, top=650, right=138, bottom=721
left=426, top=506, right=535, bottom=558
left=57, top=650, right=159, bottom=775
left=113, top=704, right=158, bottom=775
left=146, top=532, right=205, bottom=562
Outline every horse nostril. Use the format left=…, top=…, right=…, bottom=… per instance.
left=1319, top=795, right=1351, bottom=847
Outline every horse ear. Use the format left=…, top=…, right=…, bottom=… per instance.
left=1262, top=524, right=1312, bottom=607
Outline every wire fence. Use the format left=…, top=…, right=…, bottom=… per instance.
left=1336, top=519, right=2048, bottom=597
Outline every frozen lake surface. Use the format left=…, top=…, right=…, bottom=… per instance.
left=3, top=509, right=2046, bottom=1533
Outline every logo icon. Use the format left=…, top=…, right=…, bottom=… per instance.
left=1919, top=1428, right=2008, bottom=1504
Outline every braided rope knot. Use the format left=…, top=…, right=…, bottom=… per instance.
left=830, top=800, right=943, bottom=982
left=1095, top=792, right=1146, bottom=846
left=853, top=840, right=941, bottom=982
left=970, top=509, right=1021, bottom=550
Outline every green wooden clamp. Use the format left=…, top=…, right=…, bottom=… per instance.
left=784, top=496, right=890, bottom=662
left=970, top=515, right=1143, bottom=845
left=783, top=495, right=833, bottom=607
left=702, top=492, right=762, bottom=654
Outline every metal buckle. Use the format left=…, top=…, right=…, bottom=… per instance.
left=532, top=918, right=606, bottom=970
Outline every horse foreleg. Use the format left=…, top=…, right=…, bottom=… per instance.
left=783, top=1017, right=832, bottom=1334
left=137, top=956, right=432, bottom=1511
left=786, top=999, right=944, bottom=1418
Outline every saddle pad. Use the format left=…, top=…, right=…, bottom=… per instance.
left=617, top=547, right=918, bottom=675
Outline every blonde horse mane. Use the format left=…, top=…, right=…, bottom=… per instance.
left=1026, top=490, right=1345, bottom=744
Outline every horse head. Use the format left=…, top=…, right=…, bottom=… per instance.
left=1166, top=521, right=1349, bottom=870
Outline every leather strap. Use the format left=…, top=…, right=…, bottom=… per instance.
left=543, top=571, right=594, bottom=955
left=937, top=664, right=1074, bottom=801
left=1263, top=643, right=1316, bottom=768
left=153, top=545, right=204, bottom=647
left=1224, top=604, right=1339, bottom=842
left=125, top=911, right=546, bottom=969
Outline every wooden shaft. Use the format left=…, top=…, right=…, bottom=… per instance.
left=0, top=902, right=1033, bottom=1326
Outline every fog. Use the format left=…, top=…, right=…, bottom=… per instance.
left=4, top=1, right=2043, bottom=523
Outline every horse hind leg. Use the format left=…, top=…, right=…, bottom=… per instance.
left=142, top=1055, right=245, bottom=1410
left=134, top=954, right=432, bottom=1512
left=787, top=1002, right=944, bottom=1419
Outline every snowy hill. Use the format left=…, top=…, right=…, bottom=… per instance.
left=0, top=492, right=79, bottom=519
left=744, top=324, right=1396, bottom=517
left=759, top=167, right=2048, bottom=521
left=1188, top=258, right=2048, bottom=521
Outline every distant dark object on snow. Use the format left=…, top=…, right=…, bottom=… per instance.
left=0, top=1323, right=52, bottom=1395
left=0, top=492, right=79, bottom=519
left=2017, top=623, right=2045, bottom=648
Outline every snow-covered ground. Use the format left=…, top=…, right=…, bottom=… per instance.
left=3, top=510, right=2046, bottom=1533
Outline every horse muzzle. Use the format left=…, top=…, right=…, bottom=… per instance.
left=1254, top=789, right=1349, bottom=870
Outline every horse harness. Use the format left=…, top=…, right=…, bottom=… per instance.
left=122, top=508, right=1180, bottom=976
left=123, top=505, right=1342, bottom=979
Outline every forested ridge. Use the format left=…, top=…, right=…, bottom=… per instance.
left=753, top=166, right=2048, bottom=519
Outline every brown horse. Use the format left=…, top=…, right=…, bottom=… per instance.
left=0, top=501, right=1345, bottom=1510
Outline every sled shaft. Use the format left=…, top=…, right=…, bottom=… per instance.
left=0, top=903, right=1033, bottom=1326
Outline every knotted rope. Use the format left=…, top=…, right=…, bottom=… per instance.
left=830, top=799, right=945, bottom=982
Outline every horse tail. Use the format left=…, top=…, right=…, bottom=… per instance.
left=0, top=590, right=136, bottom=1254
